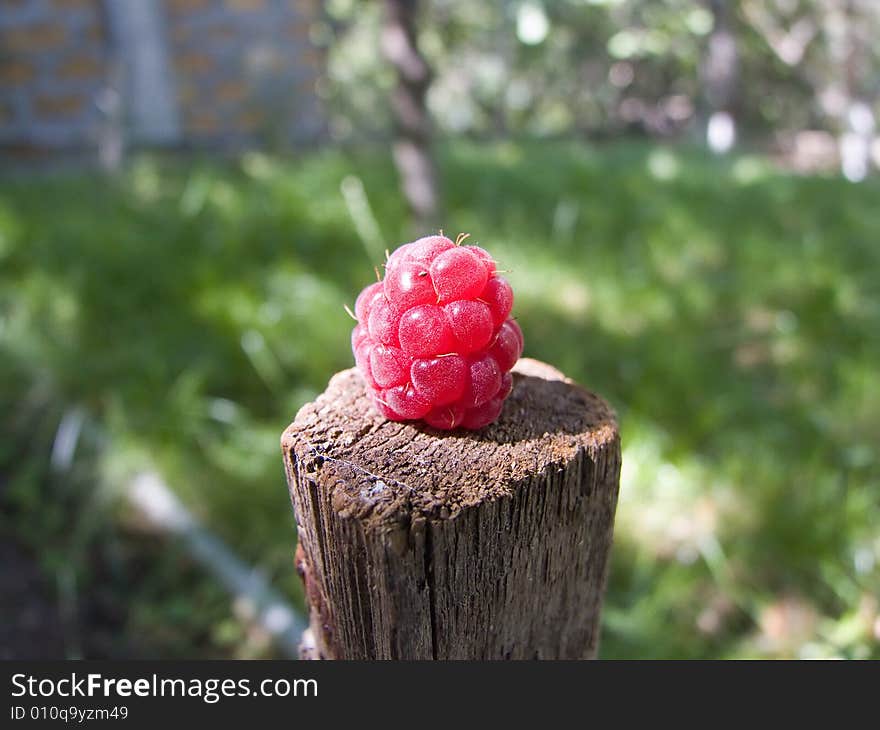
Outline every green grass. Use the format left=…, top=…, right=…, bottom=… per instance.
left=1, top=141, right=878, bottom=658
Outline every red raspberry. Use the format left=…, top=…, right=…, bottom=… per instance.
left=350, top=234, right=523, bottom=430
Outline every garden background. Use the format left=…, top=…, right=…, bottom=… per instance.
left=1, top=0, right=878, bottom=659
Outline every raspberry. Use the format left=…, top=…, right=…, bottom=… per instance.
left=370, top=344, right=409, bottom=388
left=398, top=304, right=457, bottom=357
left=463, top=353, right=501, bottom=407
left=368, top=296, right=402, bottom=346
left=383, top=260, right=436, bottom=309
left=445, top=300, right=494, bottom=354
left=430, top=247, right=488, bottom=303
left=489, top=319, right=523, bottom=372
left=402, top=235, right=456, bottom=265
left=480, top=276, right=513, bottom=327
left=411, top=355, right=467, bottom=406
left=350, top=234, right=523, bottom=430
left=460, top=396, right=504, bottom=430
left=464, top=245, right=497, bottom=276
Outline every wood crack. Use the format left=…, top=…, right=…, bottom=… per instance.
left=423, top=520, right=439, bottom=660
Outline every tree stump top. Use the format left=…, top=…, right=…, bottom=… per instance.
left=282, top=358, right=618, bottom=528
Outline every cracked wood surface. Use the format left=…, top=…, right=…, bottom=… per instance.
left=282, top=358, right=621, bottom=659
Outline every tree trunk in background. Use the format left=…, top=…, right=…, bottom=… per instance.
left=381, top=0, right=440, bottom=232
left=835, top=0, right=875, bottom=181
left=702, top=0, right=739, bottom=154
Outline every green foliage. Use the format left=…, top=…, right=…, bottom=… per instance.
left=317, top=0, right=880, bottom=141
left=1, top=142, right=878, bottom=658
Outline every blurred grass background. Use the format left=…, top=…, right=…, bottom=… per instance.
left=2, top=141, right=878, bottom=658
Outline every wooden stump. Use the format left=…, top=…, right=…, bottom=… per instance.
left=281, top=358, right=621, bottom=660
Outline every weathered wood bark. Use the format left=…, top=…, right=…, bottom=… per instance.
left=281, top=358, right=621, bottom=660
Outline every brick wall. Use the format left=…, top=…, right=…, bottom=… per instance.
left=0, top=0, right=324, bottom=158
left=0, top=0, right=107, bottom=156
left=166, top=0, right=323, bottom=146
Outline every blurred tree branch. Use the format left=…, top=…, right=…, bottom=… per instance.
left=742, top=0, right=817, bottom=67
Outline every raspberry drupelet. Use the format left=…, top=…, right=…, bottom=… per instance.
left=351, top=234, right=523, bottom=430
